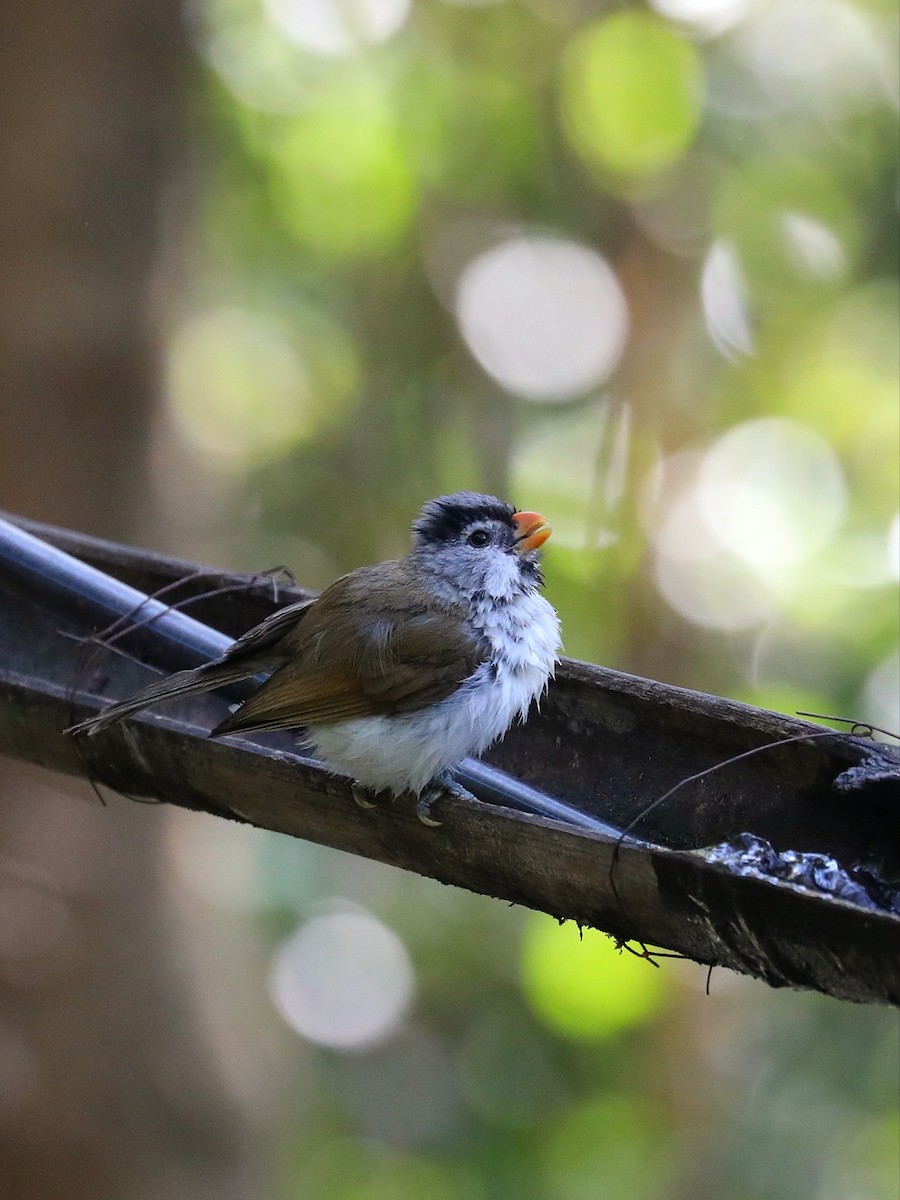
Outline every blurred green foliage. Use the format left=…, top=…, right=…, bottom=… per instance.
left=521, top=917, right=666, bottom=1039
left=561, top=13, right=704, bottom=178
left=163, top=0, right=899, bottom=1196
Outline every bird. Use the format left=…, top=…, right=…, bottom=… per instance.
left=68, top=492, right=561, bottom=823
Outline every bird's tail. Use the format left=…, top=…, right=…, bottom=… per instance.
left=66, top=659, right=256, bottom=737
left=66, top=596, right=315, bottom=738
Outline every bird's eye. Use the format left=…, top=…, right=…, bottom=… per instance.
left=467, top=528, right=491, bottom=548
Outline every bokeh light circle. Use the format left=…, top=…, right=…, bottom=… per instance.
left=735, top=0, right=889, bottom=111
left=650, top=0, right=752, bottom=37
left=650, top=481, right=777, bottom=630
left=264, top=0, right=410, bottom=57
left=270, top=95, right=417, bottom=258
left=701, top=239, right=754, bottom=359
left=521, top=914, right=665, bottom=1039
left=779, top=212, right=846, bottom=281
left=560, top=12, right=704, bottom=177
left=270, top=909, right=414, bottom=1049
left=653, top=544, right=776, bottom=631
left=697, top=417, right=848, bottom=570
left=887, top=514, right=900, bottom=582
left=455, top=235, right=628, bottom=401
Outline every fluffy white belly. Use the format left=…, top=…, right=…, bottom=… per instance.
left=307, top=590, right=560, bottom=795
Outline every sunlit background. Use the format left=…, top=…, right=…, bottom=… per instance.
left=0, top=0, right=898, bottom=1196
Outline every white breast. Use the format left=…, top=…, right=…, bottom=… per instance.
left=306, top=590, right=561, bottom=795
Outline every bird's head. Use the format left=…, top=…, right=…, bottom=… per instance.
left=410, top=491, right=552, bottom=601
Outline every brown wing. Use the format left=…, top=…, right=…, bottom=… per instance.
left=218, top=596, right=316, bottom=665
left=211, top=564, right=486, bottom=736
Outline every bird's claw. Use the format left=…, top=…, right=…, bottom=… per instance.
left=415, top=793, right=444, bottom=827
left=415, top=772, right=478, bottom=827
left=352, top=784, right=385, bottom=810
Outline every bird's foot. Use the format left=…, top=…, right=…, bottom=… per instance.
left=415, top=771, right=478, bottom=827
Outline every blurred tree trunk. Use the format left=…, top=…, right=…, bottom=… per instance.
left=0, top=3, right=258, bottom=1198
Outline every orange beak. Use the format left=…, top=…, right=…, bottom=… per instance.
left=512, top=510, right=552, bottom=553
